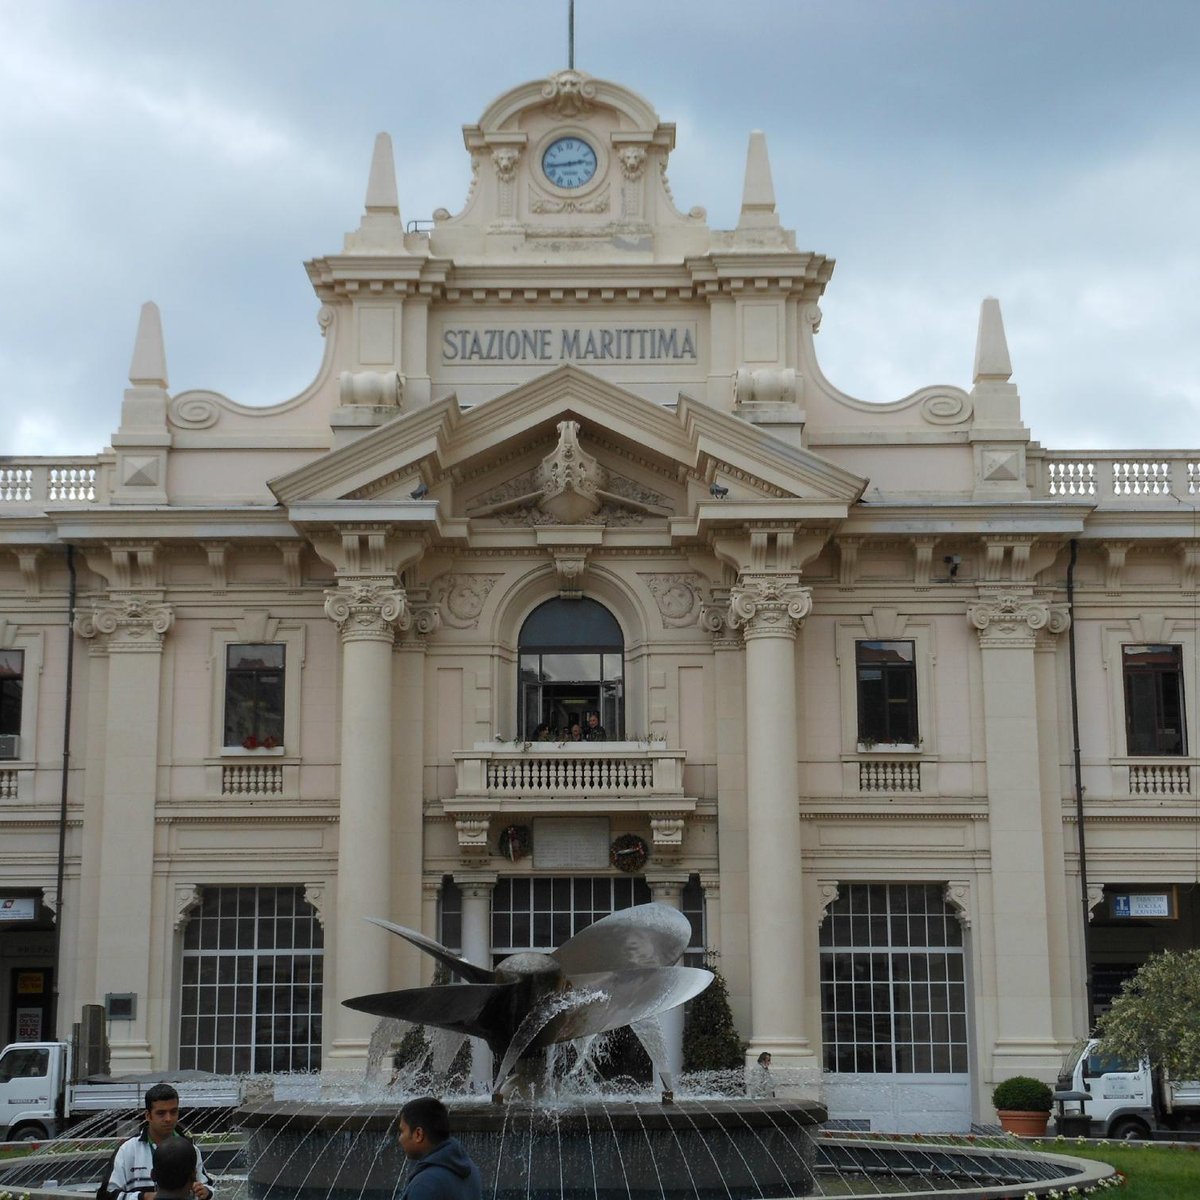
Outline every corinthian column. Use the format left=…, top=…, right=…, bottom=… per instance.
left=75, top=595, right=174, bottom=1070
left=966, top=588, right=1070, bottom=1076
left=324, top=580, right=409, bottom=1066
left=727, top=573, right=816, bottom=1074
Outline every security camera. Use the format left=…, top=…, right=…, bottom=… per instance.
left=709, top=482, right=729, bottom=499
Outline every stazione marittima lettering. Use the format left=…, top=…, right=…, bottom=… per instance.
left=442, top=326, right=698, bottom=362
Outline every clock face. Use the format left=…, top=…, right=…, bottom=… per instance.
left=542, top=137, right=598, bottom=189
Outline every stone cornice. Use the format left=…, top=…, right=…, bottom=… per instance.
left=800, top=809, right=989, bottom=821
left=155, top=812, right=338, bottom=824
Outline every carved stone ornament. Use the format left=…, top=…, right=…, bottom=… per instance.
left=734, top=367, right=798, bottom=407
left=456, top=817, right=492, bottom=860
left=174, top=885, right=202, bottom=932
left=643, top=573, right=704, bottom=628
left=339, top=370, right=402, bottom=407
left=75, top=597, right=175, bottom=649
left=407, top=605, right=442, bottom=638
left=816, top=881, right=840, bottom=928
left=492, top=147, right=521, bottom=183
left=323, top=582, right=410, bottom=642
left=534, top=420, right=607, bottom=524
left=541, top=69, right=596, bottom=117
left=943, top=880, right=972, bottom=929
left=435, top=574, right=502, bottom=629
left=966, top=592, right=1069, bottom=647
left=649, top=815, right=686, bottom=856
left=617, top=146, right=647, bottom=180
left=549, top=546, right=591, bottom=599
left=530, top=188, right=610, bottom=215
left=303, top=884, right=327, bottom=927
left=727, top=575, right=812, bottom=638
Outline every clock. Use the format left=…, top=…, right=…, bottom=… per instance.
left=541, top=136, right=598, bottom=189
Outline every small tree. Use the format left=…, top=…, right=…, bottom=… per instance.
left=1095, top=949, right=1200, bottom=1080
left=682, top=954, right=745, bottom=1072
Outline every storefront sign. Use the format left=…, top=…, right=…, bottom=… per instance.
left=0, top=898, right=37, bottom=922
left=1111, top=893, right=1173, bottom=919
left=15, top=1006, right=43, bottom=1041
left=442, top=324, right=698, bottom=364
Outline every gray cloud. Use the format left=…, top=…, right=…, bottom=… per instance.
left=2, top=0, right=1197, bottom=454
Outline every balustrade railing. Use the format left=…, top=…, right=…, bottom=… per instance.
left=1037, top=452, right=1199, bottom=504
left=0, top=458, right=109, bottom=504
left=859, top=759, right=922, bottom=793
left=222, top=763, right=284, bottom=795
left=0, top=769, right=18, bottom=801
left=1128, top=762, right=1192, bottom=797
left=455, top=742, right=685, bottom=801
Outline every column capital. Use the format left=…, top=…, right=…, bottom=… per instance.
left=75, top=595, right=174, bottom=651
left=452, top=871, right=499, bottom=899
left=967, top=589, right=1068, bottom=648
left=324, top=580, right=410, bottom=643
left=728, top=573, right=811, bottom=639
left=644, top=870, right=690, bottom=904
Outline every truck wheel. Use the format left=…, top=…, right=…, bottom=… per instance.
left=9, top=1122, right=48, bottom=1142
left=1108, top=1117, right=1149, bottom=1141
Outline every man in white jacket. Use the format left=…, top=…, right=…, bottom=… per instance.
left=100, top=1084, right=214, bottom=1200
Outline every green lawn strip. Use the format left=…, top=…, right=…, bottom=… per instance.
left=1028, top=1139, right=1200, bottom=1200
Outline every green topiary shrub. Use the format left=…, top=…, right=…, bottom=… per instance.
left=991, top=1075, right=1053, bottom=1112
left=682, top=954, right=746, bottom=1072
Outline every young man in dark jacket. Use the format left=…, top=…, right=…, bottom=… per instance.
left=397, top=1097, right=481, bottom=1200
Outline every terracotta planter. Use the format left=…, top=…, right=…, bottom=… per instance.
left=997, top=1109, right=1050, bottom=1137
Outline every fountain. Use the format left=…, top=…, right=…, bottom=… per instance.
left=242, top=902, right=828, bottom=1199
left=0, top=904, right=1120, bottom=1200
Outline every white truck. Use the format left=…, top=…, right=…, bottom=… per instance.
left=1056, top=1037, right=1200, bottom=1140
left=0, top=1040, right=241, bottom=1143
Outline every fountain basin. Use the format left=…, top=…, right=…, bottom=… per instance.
left=239, top=1097, right=826, bottom=1200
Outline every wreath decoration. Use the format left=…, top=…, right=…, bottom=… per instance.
left=609, top=833, right=648, bottom=873
left=498, top=824, right=532, bottom=863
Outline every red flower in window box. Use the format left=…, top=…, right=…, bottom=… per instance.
left=242, top=735, right=259, bottom=750
left=262, top=735, right=280, bottom=749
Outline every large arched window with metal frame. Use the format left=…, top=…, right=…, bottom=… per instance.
left=518, top=598, right=624, bottom=739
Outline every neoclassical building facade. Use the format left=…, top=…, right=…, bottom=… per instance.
left=1, top=70, right=1197, bottom=1132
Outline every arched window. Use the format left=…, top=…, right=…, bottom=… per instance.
left=518, top=598, right=624, bottom=739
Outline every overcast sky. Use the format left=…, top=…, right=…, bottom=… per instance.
left=3, top=0, right=1198, bottom=457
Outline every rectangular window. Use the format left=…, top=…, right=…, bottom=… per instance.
left=820, top=883, right=967, bottom=1075
left=0, top=650, right=23, bottom=738
left=224, top=644, right=284, bottom=749
left=1123, top=644, right=1186, bottom=756
left=856, top=641, right=917, bottom=745
left=179, top=885, right=322, bottom=1074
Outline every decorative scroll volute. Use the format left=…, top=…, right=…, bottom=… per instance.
left=727, top=574, right=812, bottom=639
left=324, top=581, right=410, bottom=643
left=967, top=591, right=1069, bottom=648
left=75, top=596, right=175, bottom=650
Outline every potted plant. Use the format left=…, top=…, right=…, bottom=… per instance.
left=991, top=1075, right=1053, bottom=1136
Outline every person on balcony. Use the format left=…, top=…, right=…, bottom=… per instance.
left=583, top=712, right=607, bottom=741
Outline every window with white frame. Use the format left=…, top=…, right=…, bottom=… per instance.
left=856, top=641, right=918, bottom=746
left=0, top=650, right=22, bottom=758
left=179, top=885, right=322, bottom=1074
left=820, top=883, right=967, bottom=1074
left=1123, top=644, right=1187, bottom=756
left=224, top=644, right=284, bottom=749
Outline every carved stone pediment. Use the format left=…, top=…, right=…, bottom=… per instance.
left=466, top=419, right=673, bottom=526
